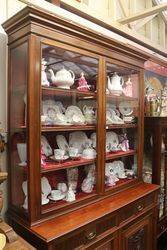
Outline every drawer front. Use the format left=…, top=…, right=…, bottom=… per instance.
left=55, top=214, right=117, bottom=250
left=119, top=193, right=155, bottom=224
left=157, top=218, right=167, bottom=236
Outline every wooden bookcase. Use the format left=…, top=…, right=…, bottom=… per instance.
left=3, top=6, right=159, bottom=249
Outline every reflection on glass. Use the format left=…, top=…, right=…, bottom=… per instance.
left=144, top=61, right=167, bottom=117
left=105, top=63, right=139, bottom=189
left=10, top=43, right=28, bottom=211
left=40, top=44, right=98, bottom=209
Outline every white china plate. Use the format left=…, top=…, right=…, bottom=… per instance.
left=41, top=177, right=52, bottom=196
left=56, top=135, right=69, bottom=151
left=111, top=161, right=125, bottom=175
left=22, top=181, right=28, bottom=196
left=54, top=101, right=65, bottom=113
left=65, top=106, right=85, bottom=124
left=69, top=131, right=88, bottom=154
left=82, top=155, right=96, bottom=160
left=41, top=136, right=52, bottom=157
left=106, top=132, right=119, bottom=151
left=43, top=100, right=61, bottom=118
left=50, top=155, right=69, bottom=161
left=48, top=193, right=66, bottom=201
left=119, top=101, right=133, bottom=116
left=118, top=176, right=127, bottom=179
left=90, top=132, right=96, bottom=148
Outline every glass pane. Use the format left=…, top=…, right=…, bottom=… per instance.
left=40, top=44, right=98, bottom=210
left=10, top=43, right=28, bottom=213
left=143, top=131, right=153, bottom=184
left=144, top=61, right=167, bottom=117
left=105, top=63, right=139, bottom=190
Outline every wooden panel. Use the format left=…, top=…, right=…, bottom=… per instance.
left=31, top=183, right=159, bottom=242
left=119, top=193, right=155, bottom=224
left=120, top=213, right=154, bottom=250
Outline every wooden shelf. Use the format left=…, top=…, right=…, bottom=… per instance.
left=42, top=190, right=97, bottom=211
left=42, top=86, right=96, bottom=99
left=106, top=149, right=136, bottom=161
left=106, top=94, right=138, bottom=102
left=41, top=158, right=96, bottom=172
left=106, top=124, right=137, bottom=129
left=41, top=124, right=96, bottom=132
left=105, top=178, right=136, bottom=190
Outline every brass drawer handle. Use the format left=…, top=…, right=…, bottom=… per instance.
left=137, top=205, right=144, bottom=212
left=86, top=231, right=96, bottom=240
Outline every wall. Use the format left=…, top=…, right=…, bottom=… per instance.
left=61, top=0, right=167, bottom=49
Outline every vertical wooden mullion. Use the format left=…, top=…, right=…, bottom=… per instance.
left=137, top=69, right=145, bottom=180
left=97, top=57, right=106, bottom=195
left=27, top=34, right=41, bottom=223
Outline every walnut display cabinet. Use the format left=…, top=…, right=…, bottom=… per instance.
left=3, top=6, right=159, bottom=250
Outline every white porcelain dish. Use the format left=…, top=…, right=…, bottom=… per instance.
left=48, top=193, right=66, bottom=201
left=119, top=101, right=133, bottom=116
left=69, top=131, right=88, bottom=153
left=106, top=132, right=119, bottom=152
left=56, top=135, right=69, bottom=151
left=41, top=136, right=52, bottom=157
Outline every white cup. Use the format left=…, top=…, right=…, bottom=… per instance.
left=69, top=147, right=78, bottom=157
left=82, top=149, right=96, bottom=159
left=54, top=149, right=65, bottom=159
left=41, top=115, right=48, bottom=124
left=51, top=190, right=62, bottom=199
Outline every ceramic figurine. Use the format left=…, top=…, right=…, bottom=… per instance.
left=123, top=77, right=133, bottom=97
left=41, top=146, right=47, bottom=166
left=106, top=175, right=117, bottom=186
left=77, top=72, right=90, bottom=92
left=41, top=58, right=50, bottom=86
left=65, top=186, right=76, bottom=202
left=49, top=67, right=75, bottom=89
left=81, top=165, right=95, bottom=193
left=66, top=168, right=78, bottom=193
left=119, top=134, right=129, bottom=152
left=81, top=175, right=95, bottom=193
left=160, top=87, right=167, bottom=117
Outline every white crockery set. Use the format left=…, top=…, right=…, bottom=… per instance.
left=106, top=131, right=130, bottom=153
left=41, top=100, right=96, bottom=126
left=105, top=161, right=135, bottom=187
left=41, top=133, right=97, bottom=162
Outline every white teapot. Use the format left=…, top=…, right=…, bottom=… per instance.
left=108, top=72, right=124, bottom=95
left=49, top=67, right=75, bottom=89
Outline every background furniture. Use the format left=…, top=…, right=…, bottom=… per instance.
left=3, top=5, right=159, bottom=249
left=144, top=117, right=167, bottom=238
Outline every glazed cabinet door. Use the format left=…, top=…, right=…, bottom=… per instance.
left=120, top=213, right=154, bottom=250
left=104, top=59, right=141, bottom=193
left=9, top=40, right=29, bottom=217
left=39, top=39, right=103, bottom=214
